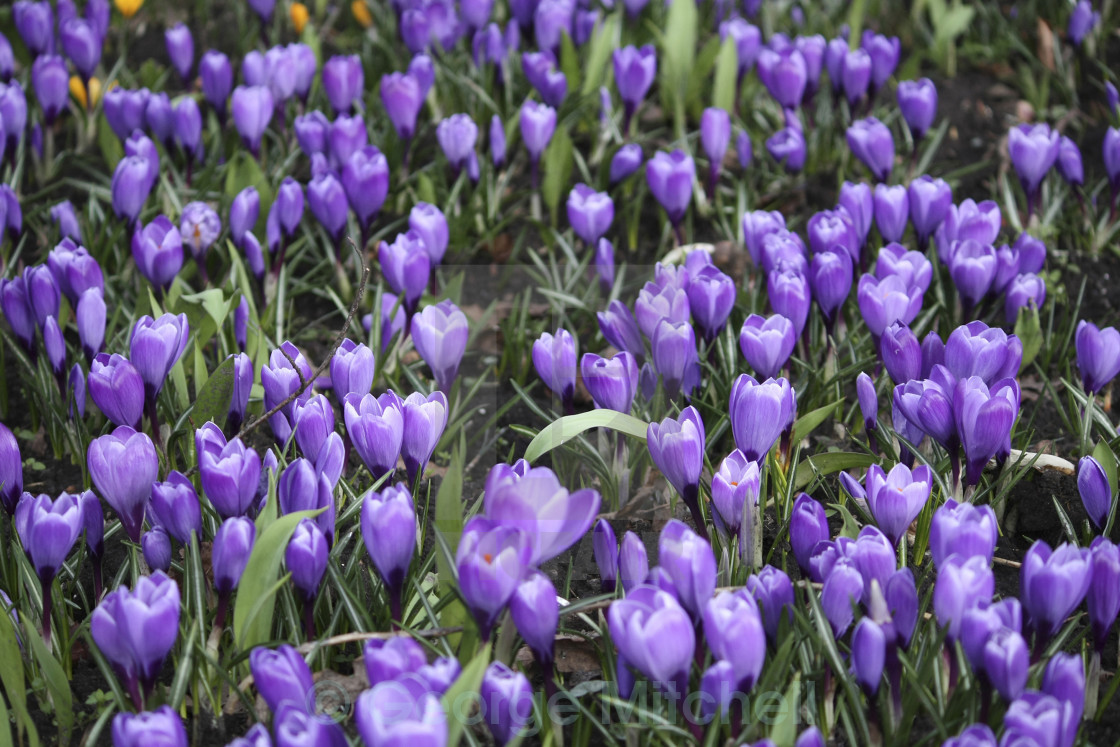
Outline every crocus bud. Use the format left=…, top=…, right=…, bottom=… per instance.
left=322, top=54, right=363, bottom=115
left=646, top=150, right=695, bottom=229
left=140, top=526, right=171, bottom=572
left=766, top=126, right=806, bottom=173
left=580, top=352, right=638, bottom=413
left=981, top=627, right=1028, bottom=700
left=1077, top=456, right=1112, bottom=531
left=32, top=55, right=68, bottom=125
left=248, top=644, right=313, bottom=715
left=111, top=155, right=155, bottom=227
left=436, top=113, right=479, bottom=179
left=285, top=518, right=327, bottom=604
left=519, top=100, right=556, bottom=170
left=879, top=322, right=920, bottom=385
left=399, top=391, right=448, bottom=485
left=1088, top=537, right=1120, bottom=652
left=650, top=319, right=701, bottom=400
left=510, top=570, right=558, bottom=670
left=231, top=85, right=273, bottom=157
left=14, top=2, right=54, bottom=56
left=164, top=24, right=193, bottom=84
left=532, top=329, right=577, bottom=411
left=709, top=450, right=760, bottom=540
left=1041, top=652, right=1085, bottom=725
left=342, top=146, right=390, bottom=232
left=15, top=492, right=84, bottom=586
left=91, top=572, right=180, bottom=700
left=88, top=353, right=143, bottom=429
left=612, top=44, right=656, bottom=130
left=408, top=203, right=449, bottom=266
left=111, top=706, right=187, bottom=747
left=59, top=18, right=101, bottom=82
left=480, top=662, right=533, bottom=746
left=851, top=617, right=886, bottom=695
left=1008, top=123, right=1060, bottom=207
left=0, top=424, right=22, bottom=515
left=857, top=371, right=878, bottom=433
left=566, top=184, right=614, bottom=245
left=700, top=107, right=731, bottom=189
left=360, top=483, right=416, bottom=615
left=596, top=300, right=644, bottom=361
left=1021, top=541, right=1091, bottom=645
left=847, top=117, right=894, bottom=182
left=149, top=471, right=201, bottom=546
left=213, top=516, right=255, bottom=594
left=739, top=314, right=795, bottom=380
left=490, top=114, right=506, bottom=167
left=610, top=143, right=643, bottom=184
left=897, top=78, right=937, bottom=142
left=808, top=247, right=852, bottom=326
left=355, top=679, right=447, bottom=746
left=758, top=47, right=807, bottom=110
left=865, top=463, right=932, bottom=547
left=593, top=520, right=618, bottom=593
left=873, top=185, right=909, bottom=243
left=1005, top=273, right=1046, bottom=324
left=87, top=426, right=157, bottom=542
left=1076, top=320, right=1120, bottom=395
left=411, top=300, right=469, bottom=393
left=1057, top=136, right=1083, bottom=186
left=933, top=554, right=994, bottom=641
left=729, top=374, right=793, bottom=462
left=199, top=51, right=232, bottom=116
left=619, top=531, right=648, bottom=591
left=789, top=493, right=828, bottom=575
left=344, top=393, right=403, bottom=481
left=609, top=586, right=695, bottom=695
left=907, top=175, right=952, bottom=248
left=363, top=637, right=425, bottom=687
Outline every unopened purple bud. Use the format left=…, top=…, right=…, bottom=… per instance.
left=646, top=149, right=695, bottom=227
left=164, top=24, right=193, bottom=83
left=610, top=143, right=643, bottom=184
left=322, top=54, right=364, bottom=115
left=897, top=78, right=937, bottom=141
left=213, top=516, right=255, bottom=594
left=739, top=313, right=795, bottom=380
left=489, top=114, right=506, bottom=167
left=847, top=117, right=894, bottom=182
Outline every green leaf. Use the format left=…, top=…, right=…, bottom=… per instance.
left=0, top=687, right=12, bottom=747
left=793, top=400, right=841, bottom=441
left=441, top=643, right=491, bottom=747
left=580, top=13, right=619, bottom=96
left=558, top=32, right=581, bottom=95
left=193, top=355, right=236, bottom=428
left=97, top=114, right=124, bottom=172
left=659, top=0, right=698, bottom=137
left=711, top=37, right=738, bottom=113
left=1051, top=494, right=1078, bottom=545
left=793, top=452, right=877, bottom=491
left=1014, top=303, right=1043, bottom=371
left=0, top=603, right=38, bottom=747
left=233, top=508, right=323, bottom=650
left=831, top=502, right=863, bottom=540
left=435, top=444, right=465, bottom=566
left=524, top=410, right=650, bottom=463
left=541, top=128, right=574, bottom=224
left=224, top=151, right=274, bottom=236
left=768, top=673, right=800, bottom=746
left=22, top=615, right=72, bottom=744
left=1093, top=439, right=1118, bottom=498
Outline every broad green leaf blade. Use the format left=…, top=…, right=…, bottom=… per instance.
left=524, top=411, right=650, bottom=463
left=558, top=32, right=581, bottom=94
left=793, top=400, right=841, bottom=440
left=542, top=129, right=574, bottom=224
left=580, top=14, right=619, bottom=96
left=1092, top=439, right=1118, bottom=498
left=193, top=356, right=236, bottom=428
left=0, top=688, right=12, bottom=747
left=711, top=38, right=738, bottom=113
left=234, top=508, right=323, bottom=650
left=22, top=615, right=72, bottom=744
left=660, top=0, right=698, bottom=137
left=1014, top=304, right=1043, bottom=371
left=434, top=445, right=473, bottom=651
left=0, top=604, right=38, bottom=747
left=793, top=452, right=877, bottom=491
left=441, top=643, right=491, bottom=747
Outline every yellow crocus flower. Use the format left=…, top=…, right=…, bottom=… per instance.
left=69, top=76, right=103, bottom=108
left=351, top=0, right=373, bottom=28
left=114, top=0, right=144, bottom=19
left=290, top=2, right=309, bottom=33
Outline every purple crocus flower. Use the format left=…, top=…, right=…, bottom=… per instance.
left=729, top=374, right=793, bottom=463
left=14, top=1, right=54, bottom=56
left=933, top=554, right=994, bottom=641
left=739, top=314, right=795, bottom=380
left=456, top=516, right=532, bottom=640
left=231, top=85, right=273, bottom=157
left=400, top=391, right=448, bottom=485
left=766, top=126, right=806, bottom=172
left=847, top=117, right=894, bottom=182
left=436, top=113, right=479, bottom=179
left=873, top=184, right=909, bottom=242
left=840, top=47, right=872, bottom=105
left=510, top=571, right=558, bottom=674
left=88, top=353, right=144, bottom=429
left=719, top=18, right=762, bottom=80
left=610, top=143, right=643, bottom=184
left=354, top=679, right=446, bottom=747
left=897, top=78, right=937, bottom=142
left=532, top=329, right=577, bottom=412
left=360, top=484, right=416, bottom=619
left=1076, top=320, right=1120, bottom=395
left=686, top=265, right=735, bottom=342
left=1009, top=123, right=1060, bottom=213
left=865, top=463, right=932, bottom=547
left=520, top=100, right=556, bottom=181
left=1089, top=538, right=1120, bottom=653
left=1021, top=541, right=1091, bottom=646
left=15, top=492, right=84, bottom=641
left=647, top=408, right=706, bottom=538
left=758, top=47, right=807, bottom=110
left=164, top=24, right=193, bottom=85
left=342, top=146, right=390, bottom=234
left=767, top=269, right=810, bottom=337
left=197, top=429, right=261, bottom=519
left=59, top=18, right=101, bottom=82
left=646, top=150, right=695, bottom=231
left=1078, top=456, right=1112, bottom=531
left=322, top=54, right=363, bottom=115
left=411, top=300, right=469, bottom=392
left=858, top=275, right=922, bottom=341
left=608, top=586, right=695, bottom=698
left=580, top=352, right=639, bottom=413
left=566, top=184, right=614, bottom=245
left=1057, top=136, right=1083, bottom=186
left=91, top=572, right=180, bottom=708
left=700, top=107, right=731, bottom=192
left=87, top=426, right=158, bottom=542
left=710, top=450, right=760, bottom=541
left=808, top=248, right=853, bottom=327
left=199, top=51, right=232, bottom=117
left=612, top=44, right=656, bottom=133
left=344, top=393, right=403, bottom=481
left=1068, top=0, right=1099, bottom=46
left=907, top=175, right=952, bottom=249
left=479, top=662, right=533, bottom=745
